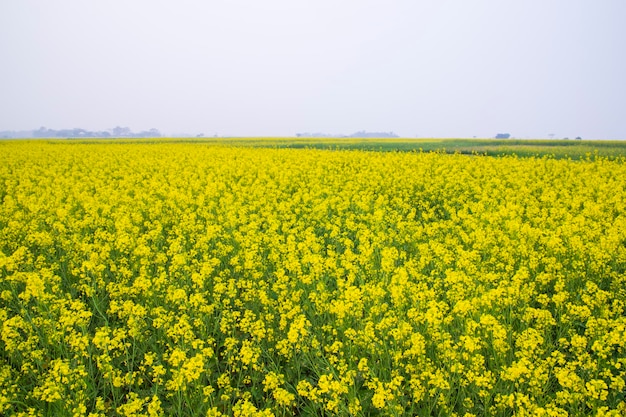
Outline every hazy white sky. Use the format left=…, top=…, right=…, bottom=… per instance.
left=1, top=0, right=625, bottom=138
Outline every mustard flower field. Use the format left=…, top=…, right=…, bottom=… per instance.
left=1, top=141, right=625, bottom=416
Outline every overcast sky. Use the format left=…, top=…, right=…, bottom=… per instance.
left=1, top=1, right=625, bottom=138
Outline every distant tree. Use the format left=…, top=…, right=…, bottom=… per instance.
left=33, top=127, right=51, bottom=137
left=112, top=126, right=132, bottom=137
left=575, top=136, right=582, bottom=140
left=495, top=133, right=510, bottom=139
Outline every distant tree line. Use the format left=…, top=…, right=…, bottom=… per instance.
left=296, top=131, right=399, bottom=138
left=0, top=126, right=161, bottom=139
left=33, top=126, right=162, bottom=138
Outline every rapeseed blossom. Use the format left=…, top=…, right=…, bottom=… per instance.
left=1, top=141, right=625, bottom=415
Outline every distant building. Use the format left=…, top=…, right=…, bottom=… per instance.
left=495, top=133, right=511, bottom=139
